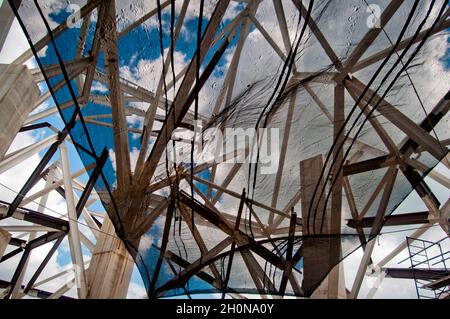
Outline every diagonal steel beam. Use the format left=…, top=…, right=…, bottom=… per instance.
left=350, top=167, right=398, bottom=298
left=334, top=0, right=405, bottom=82
left=352, top=9, right=450, bottom=72
left=292, top=0, right=341, bottom=69
left=11, top=0, right=102, bottom=65
left=345, top=77, right=448, bottom=162
left=103, top=0, right=132, bottom=189
left=137, top=1, right=231, bottom=184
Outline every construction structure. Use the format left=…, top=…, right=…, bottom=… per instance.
left=0, top=0, right=449, bottom=299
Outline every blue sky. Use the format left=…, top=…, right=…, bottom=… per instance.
left=36, top=3, right=245, bottom=295
left=0, top=0, right=449, bottom=299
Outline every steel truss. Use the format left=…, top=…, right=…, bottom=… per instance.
left=0, top=0, right=449, bottom=299
left=0, top=128, right=107, bottom=299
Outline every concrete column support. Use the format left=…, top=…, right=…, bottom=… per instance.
left=86, top=215, right=134, bottom=299
left=300, top=155, right=346, bottom=299
left=0, top=64, right=40, bottom=161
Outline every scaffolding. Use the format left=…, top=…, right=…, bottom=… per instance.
left=0, top=0, right=449, bottom=299
left=404, top=237, right=450, bottom=299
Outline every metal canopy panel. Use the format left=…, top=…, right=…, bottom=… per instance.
left=10, top=0, right=450, bottom=298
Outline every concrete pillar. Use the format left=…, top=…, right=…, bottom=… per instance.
left=0, top=0, right=19, bottom=52
left=300, top=154, right=329, bottom=235
left=0, top=64, right=40, bottom=161
left=310, top=261, right=346, bottom=299
left=0, top=227, right=11, bottom=258
left=86, top=215, right=134, bottom=299
left=300, top=155, right=346, bottom=299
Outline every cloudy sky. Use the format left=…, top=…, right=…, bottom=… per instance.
left=0, top=0, right=449, bottom=299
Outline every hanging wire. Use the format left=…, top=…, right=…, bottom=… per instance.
left=168, top=0, right=183, bottom=227
left=364, top=0, right=450, bottom=169
left=305, top=0, right=445, bottom=235
left=190, top=0, right=205, bottom=232
left=246, top=0, right=314, bottom=241
left=379, top=223, right=441, bottom=236
left=155, top=0, right=174, bottom=192
left=237, top=0, right=315, bottom=290
left=306, top=0, right=423, bottom=234
left=316, top=0, right=448, bottom=235
left=316, top=0, right=428, bottom=232
left=5, top=0, right=129, bottom=243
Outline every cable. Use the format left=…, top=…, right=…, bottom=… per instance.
left=308, top=0, right=437, bottom=234
left=317, top=0, right=447, bottom=234
left=167, top=0, right=183, bottom=219
left=191, top=0, right=205, bottom=232
left=155, top=0, right=174, bottom=186
left=247, top=0, right=314, bottom=241
left=154, top=0, right=185, bottom=264
left=306, top=0, right=422, bottom=234
left=18, top=0, right=128, bottom=240
left=154, top=0, right=187, bottom=270
left=317, top=0, right=428, bottom=233
left=170, top=0, right=177, bottom=93
left=364, top=0, right=450, bottom=168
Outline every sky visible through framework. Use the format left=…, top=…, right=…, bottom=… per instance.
left=0, top=0, right=449, bottom=298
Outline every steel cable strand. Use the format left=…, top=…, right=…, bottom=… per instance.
left=155, top=0, right=189, bottom=291
left=170, top=0, right=177, bottom=92
left=248, top=0, right=316, bottom=289
left=221, top=255, right=227, bottom=296
left=180, top=1, right=205, bottom=294
left=244, top=10, right=304, bottom=200
left=168, top=0, right=191, bottom=280
left=305, top=0, right=423, bottom=235
left=246, top=0, right=314, bottom=240
left=364, top=0, right=450, bottom=168
left=248, top=0, right=317, bottom=238
left=156, top=0, right=175, bottom=196
left=316, top=0, right=428, bottom=233
left=169, top=0, right=183, bottom=237
left=246, top=4, right=305, bottom=211
left=169, top=0, right=191, bottom=269
left=316, top=0, right=445, bottom=233
left=28, top=0, right=128, bottom=246
left=317, top=0, right=447, bottom=235
left=263, top=237, right=294, bottom=293
left=306, top=0, right=422, bottom=234
left=190, top=0, right=204, bottom=238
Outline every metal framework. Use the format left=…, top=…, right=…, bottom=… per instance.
left=0, top=133, right=107, bottom=299
left=403, top=237, right=449, bottom=299
left=0, top=0, right=449, bottom=299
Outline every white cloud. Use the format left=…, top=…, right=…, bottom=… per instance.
left=0, top=19, right=29, bottom=64
left=109, top=147, right=140, bottom=175
left=138, top=234, right=154, bottom=253
left=1, top=0, right=449, bottom=300
left=0, top=241, right=77, bottom=298
left=91, top=80, right=108, bottom=93
left=120, top=48, right=188, bottom=93
left=126, top=281, right=147, bottom=299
